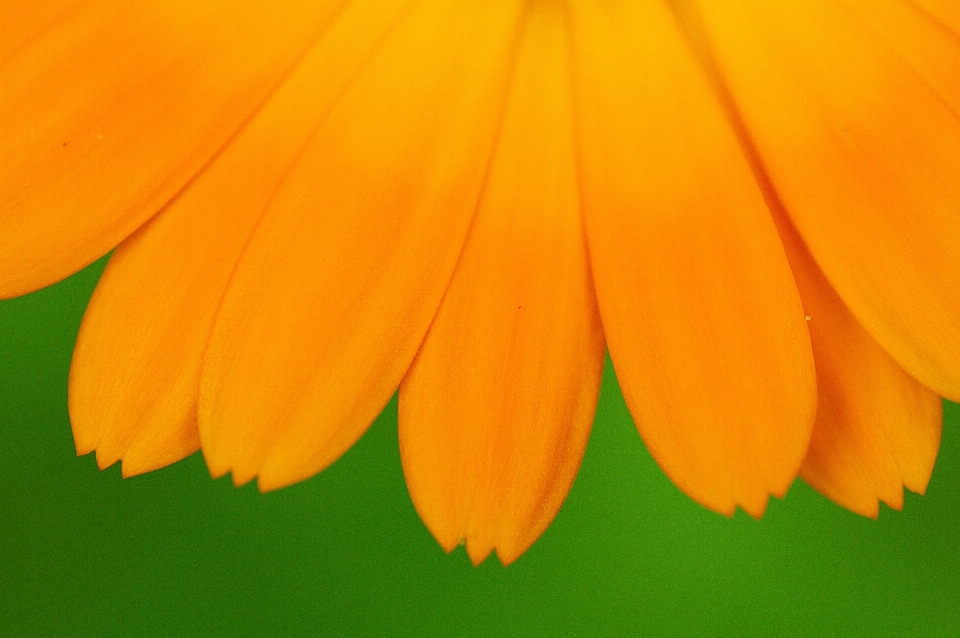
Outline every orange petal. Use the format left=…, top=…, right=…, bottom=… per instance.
left=910, top=0, right=960, bottom=35
left=674, top=0, right=944, bottom=519
left=678, top=0, right=944, bottom=519
left=68, top=0, right=410, bottom=476
left=695, top=0, right=960, bottom=401
left=760, top=133, right=945, bottom=517
left=798, top=249, right=943, bottom=517
left=569, top=0, right=816, bottom=517
left=398, top=1, right=604, bottom=566
left=198, top=0, right=525, bottom=491
left=0, top=0, right=82, bottom=63
left=0, top=0, right=346, bottom=298
left=770, top=183, right=941, bottom=517
left=838, top=0, right=960, bottom=118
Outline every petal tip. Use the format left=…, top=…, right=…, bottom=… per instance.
left=94, top=449, right=118, bottom=472
left=466, top=541, right=492, bottom=567
left=256, top=474, right=291, bottom=494
left=74, top=443, right=94, bottom=458
left=231, top=471, right=255, bottom=489
left=495, top=546, right=523, bottom=568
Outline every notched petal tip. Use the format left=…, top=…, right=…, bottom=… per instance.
left=466, top=541, right=493, bottom=568
left=119, top=460, right=145, bottom=479
left=202, top=453, right=231, bottom=482
left=436, top=537, right=518, bottom=568
left=94, top=449, right=117, bottom=472
left=73, top=438, right=95, bottom=458
left=696, top=0, right=960, bottom=401
left=256, top=470, right=302, bottom=494
left=398, top=0, right=602, bottom=567
left=197, top=0, right=524, bottom=501
left=570, top=0, right=817, bottom=519
left=492, top=544, right=527, bottom=568
left=741, top=497, right=770, bottom=521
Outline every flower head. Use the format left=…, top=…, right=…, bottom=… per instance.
left=2, top=0, right=958, bottom=565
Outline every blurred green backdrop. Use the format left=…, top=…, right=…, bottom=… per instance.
left=1, top=258, right=958, bottom=637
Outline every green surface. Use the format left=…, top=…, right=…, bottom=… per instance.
left=1, top=257, right=958, bottom=637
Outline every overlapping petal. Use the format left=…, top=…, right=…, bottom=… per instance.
left=695, top=0, right=960, bottom=401
left=0, top=0, right=346, bottom=298
left=198, top=0, right=526, bottom=491
left=911, top=0, right=960, bottom=35
left=399, top=1, right=604, bottom=566
left=675, top=0, right=945, bottom=516
left=569, top=0, right=816, bottom=517
left=839, top=0, right=960, bottom=118
left=0, top=0, right=954, bottom=563
left=69, top=0, right=411, bottom=475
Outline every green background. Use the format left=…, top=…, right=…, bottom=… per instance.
left=1, top=258, right=958, bottom=637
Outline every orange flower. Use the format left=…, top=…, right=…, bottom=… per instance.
left=2, top=0, right=958, bottom=565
